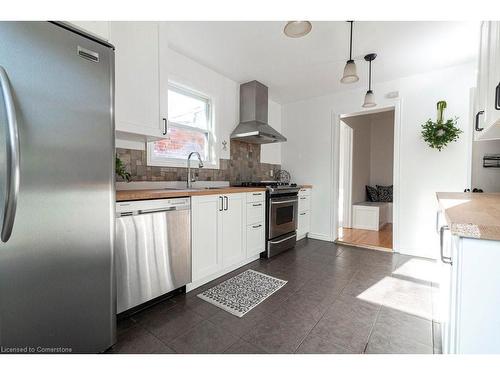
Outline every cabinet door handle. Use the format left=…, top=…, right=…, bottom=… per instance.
left=439, top=225, right=452, bottom=265
left=252, top=203, right=262, bottom=207
left=252, top=224, right=262, bottom=229
left=162, top=118, right=168, bottom=135
left=252, top=192, right=262, bottom=196
left=224, top=196, right=228, bottom=211
left=475, top=110, right=484, bottom=131
left=219, top=196, right=223, bottom=211
left=435, top=211, right=441, bottom=233
left=495, top=82, right=500, bottom=110
left=299, top=212, right=306, bottom=216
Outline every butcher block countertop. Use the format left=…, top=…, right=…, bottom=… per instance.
left=116, top=187, right=267, bottom=202
left=436, top=192, right=500, bottom=241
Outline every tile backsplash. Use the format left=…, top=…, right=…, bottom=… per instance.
left=116, top=140, right=280, bottom=184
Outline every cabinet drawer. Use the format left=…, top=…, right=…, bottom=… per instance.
left=246, top=191, right=265, bottom=203
left=299, top=188, right=311, bottom=197
left=247, top=223, right=265, bottom=257
left=247, top=202, right=265, bottom=225
left=298, top=195, right=311, bottom=213
left=297, top=211, right=310, bottom=238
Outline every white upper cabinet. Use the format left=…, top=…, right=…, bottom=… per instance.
left=475, top=21, right=500, bottom=140
left=484, top=22, right=500, bottom=133
left=109, top=22, right=168, bottom=141
left=158, top=22, right=169, bottom=135
left=68, top=21, right=110, bottom=41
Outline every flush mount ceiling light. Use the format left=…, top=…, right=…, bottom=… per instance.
left=340, top=21, right=359, bottom=84
left=362, top=53, right=377, bottom=108
left=283, top=21, right=312, bottom=38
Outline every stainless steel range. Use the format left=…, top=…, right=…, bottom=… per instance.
left=239, top=181, right=300, bottom=258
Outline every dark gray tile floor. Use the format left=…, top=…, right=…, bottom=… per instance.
left=107, top=238, right=441, bottom=354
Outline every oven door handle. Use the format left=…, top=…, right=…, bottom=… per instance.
left=270, top=199, right=298, bottom=205
left=268, top=233, right=296, bottom=244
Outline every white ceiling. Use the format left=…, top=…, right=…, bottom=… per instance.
left=167, top=21, right=480, bottom=104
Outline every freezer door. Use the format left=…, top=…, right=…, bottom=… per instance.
left=0, top=22, right=115, bottom=353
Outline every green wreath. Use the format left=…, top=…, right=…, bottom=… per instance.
left=421, top=101, right=462, bottom=152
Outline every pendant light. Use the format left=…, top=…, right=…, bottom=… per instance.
left=340, top=21, right=359, bottom=84
left=362, top=53, right=377, bottom=108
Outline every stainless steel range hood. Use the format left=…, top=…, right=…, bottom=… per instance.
left=230, top=80, right=286, bottom=144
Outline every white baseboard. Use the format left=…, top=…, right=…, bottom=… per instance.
left=186, top=254, right=260, bottom=292
left=396, top=247, right=437, bottom=260
left=307, top=232, right=333, bottom=242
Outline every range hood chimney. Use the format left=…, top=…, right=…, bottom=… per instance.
left=230, top=81, right=287, bottom=144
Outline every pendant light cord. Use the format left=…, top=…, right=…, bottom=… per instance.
left=368, top=60, right=372, bottom=91
left=349, top=21, right=354, bottom=61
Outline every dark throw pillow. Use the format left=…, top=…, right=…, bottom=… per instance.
left=376, top=185, right=393, bottom=202
left=366, top=185, right=379, bottom=202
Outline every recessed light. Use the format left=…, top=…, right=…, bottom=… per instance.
left=284, top=21, right=312, bottom=38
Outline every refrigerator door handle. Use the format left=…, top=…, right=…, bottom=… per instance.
left=0, top=66, right=20, bottom=243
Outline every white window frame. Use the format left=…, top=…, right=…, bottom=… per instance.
left=147, top=82, right=216, bottom=168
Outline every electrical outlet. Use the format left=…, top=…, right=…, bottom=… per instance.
left=270, top=170, right=274, bottom=177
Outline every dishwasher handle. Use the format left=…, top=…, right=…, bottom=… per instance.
left=118, top=206, right=189, bottom=216
left=138, top=207, right=185, bottom=215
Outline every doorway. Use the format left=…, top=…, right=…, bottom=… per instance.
left=336, top=107, right=396, bottom=251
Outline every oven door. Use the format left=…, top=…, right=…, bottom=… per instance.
left=268, top=195, right=298, bottom=239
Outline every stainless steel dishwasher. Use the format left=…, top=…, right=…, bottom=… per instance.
left=115, top=198, right=191, bottom=313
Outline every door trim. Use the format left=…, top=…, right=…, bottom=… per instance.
left=332, top=100, right=402, bottom=253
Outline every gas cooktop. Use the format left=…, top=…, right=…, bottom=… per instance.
left=237, top=181, right=299, bottom=195
left=238, top=181, right=297, bottom=188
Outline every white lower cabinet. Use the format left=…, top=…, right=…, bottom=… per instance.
left=297, top=211, right=310, bottom=239
left=439, top=227, right=500, bottom=353
left=247, top=223, right=265, bottom=257
left=189, top=192, right=265, bottom=291
left=221, top=194, right=245, bottom=268
left=297, top=188, right=311, bottom=240
left=245, top=192, right=266, bottom=257
left=191, top=195, right=221, bottom=281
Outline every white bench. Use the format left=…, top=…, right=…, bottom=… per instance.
left=352, top=202, right=392, bottom=231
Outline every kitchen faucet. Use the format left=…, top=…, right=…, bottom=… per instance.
left=187, top=152, right=204, bottom=188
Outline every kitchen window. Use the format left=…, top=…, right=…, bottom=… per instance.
left=147, top=84, right=214, bottom=167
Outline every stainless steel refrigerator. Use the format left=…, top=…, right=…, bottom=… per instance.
left=0, top=22, right=115, bottom=353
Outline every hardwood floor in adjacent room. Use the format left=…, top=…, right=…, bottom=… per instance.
left=336, top=224, right=393, bottom=251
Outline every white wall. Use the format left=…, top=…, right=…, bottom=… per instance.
left=342, top=116, right=372, bottom=204
left=369, top=111, right=394, bottom=187
left=167, top=48, right=238, bottom=163
left=261, top=100, right=282, bottom=165
left=282, top=62, right=475, bottom=258
left=116, top=47, right=282, bottom=166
